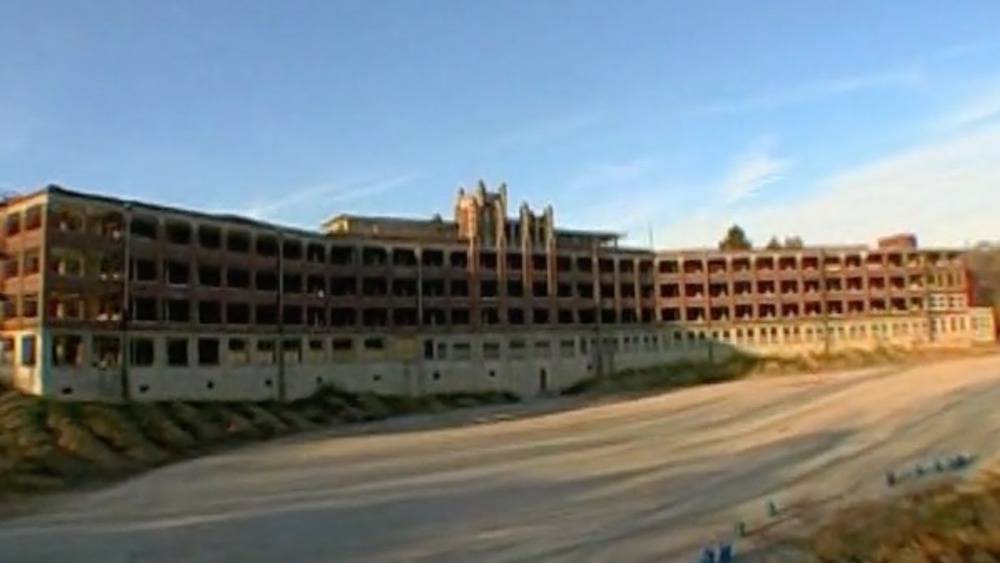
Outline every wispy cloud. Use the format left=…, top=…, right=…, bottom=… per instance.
left=241, top=172, right=420, bottom=220
left=932, top=87, right=1000, bottom=132
left=680, top=67, right=924, bottom=118
left=564, top=157, right=655, bottom=193
left=657, top=122, right=1000, bottom=249
left=716, top=136, right=788, bottom=205
left=0, top=101, right=38, bottom=156
left=484, top=112, right=599, bottom=152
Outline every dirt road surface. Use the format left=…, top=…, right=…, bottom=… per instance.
left=3, top=355, right=1000, bottom=563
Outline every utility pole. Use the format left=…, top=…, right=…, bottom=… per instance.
left=276, top=230, right=286, bottom=402
left=120, top=202, right=133, bottom=401
left=592, top=239, right=603, bottom=383
left=415, top=247, right=425, bottom=397
left=924, top=254, right=937, bottom=344
left=819, top=249, right=831, bottom=357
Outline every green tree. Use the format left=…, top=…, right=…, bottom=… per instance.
left=765, top=236, right=783, bottom=250
left=783, top=235, right=805, bottom=249
left=718, top=224, right=752, bottom=251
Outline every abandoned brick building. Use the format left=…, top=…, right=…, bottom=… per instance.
left=0, top=182, right=994, bottom=401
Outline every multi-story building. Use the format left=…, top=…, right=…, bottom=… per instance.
left=0, top=183, right=994, bottom=402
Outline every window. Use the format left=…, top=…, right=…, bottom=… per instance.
left=166, top=338, right=189, bottom=367
left=197, top=338, right=221, bottom=366
left=130, top=338, right=155, bottom=367
left=363, top=337, right=385, bottom=350
left=52, top=335, right=84, bottom=367
left=20, top=335, right=36, bottom=367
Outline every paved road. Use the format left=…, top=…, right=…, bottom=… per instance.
left=3, top=356, right=1000, bottom=563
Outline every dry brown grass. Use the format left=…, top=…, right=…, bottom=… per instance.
left=746, top=467, right=1000, bottom=562
left=0, top=386, right=519, bottom=505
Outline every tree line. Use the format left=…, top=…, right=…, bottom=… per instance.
left=717, top=224, right=803, bottom=251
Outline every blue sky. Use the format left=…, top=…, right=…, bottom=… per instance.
left=3, top=0, right=1000, bottom=248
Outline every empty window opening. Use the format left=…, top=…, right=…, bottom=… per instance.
left=306, top=275, right=327, bottom=297
left=198, top=301, right=223, bottom=324
left=23, top=251, right=41, bottom=276
left=330, top=276, right=356, bottom=296
left=92, top=336, right=122, bottom=368
left=166, top=338, right=189, bottom=366
left=282, top=273, right=303, bottom=294
left=419, top=279, right=444, bottom=298
left=198, top=265, right=222, bottom=287
left=330, top=308, right=356, bottom=327
left=363, top=337, right=385, bottom=350
left=532, top=281, right=548, bottom=297
left=226, top=230, right=251, bottom=253
left=129, top=216, right=158, bottom=240
left=197, top=338, right=220, bottom=366
left=52, top=335, right=84, bottom=367
left=282, top=305, right=303, bottom=325
left=422, top=308, right=446, bottom=326
left=506, top=252, right=523, bottom=271
left=282, top=240, right=303, bottom=261
left=130, top=338, right=155, bottom=367
left=481, top=281, right=498, bottom=298
left=306, top=243, right=326, bottom=263
left=432, top=371, right=441, bottom=381
left=197, top=225, right=222, bottom=249
left=332, top=338, right=353, bottom=352
left=165, top=221, right=193, bottom=245
left=481, top=307, right=507, bottom=327
left=450, top=251, right=468, bottom=268
left=450, top=280, right=469, bottom=297
left=133, top=259, right=157, bottom=282
left=422, top=250, right=445, bottom=267
left=508, top=308, right=525, bottom=325
left=282, top=338, right=302, bottom=363
left=362, top=247, right=388, bottom=265
left=362, top=308, right=389, bottom=327
left=255, top=271, right=279, bottom=291
left=451, top=309, right=470, bottom=325
left=20, top=295, right=40, bottom=318
left=256, top=235, right=279, bottom=257
left=393, top=308, right=418, bottom=326
left=392, top=248, right=418, bottom=266
left=306, top=306, right=326, bottom=327
left=362, top=277, right=389, bottom=296
left=479, top=252, right=498, bottom=270
left=531, top=254, right=547, bottom=272
left=131, top=297, right=158, bottom=322
left=226, top=268, right=251, bottom=289
left=164, top=261, right=190, bottom=285
left=330, top=245, right=354, bottom=265
left=163, top=299, right=191, bottom=323
left=393, top=279, right=417, bottom=297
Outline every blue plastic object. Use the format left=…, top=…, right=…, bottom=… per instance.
left=699, top=546, right=716, bottom=563
left=717, top=543, right=734, bottom=563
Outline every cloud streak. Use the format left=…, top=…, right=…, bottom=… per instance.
left=657, top=122, right=1000, bottom=249
left=241, top=172, right=421, bottom=220
left=679, top=67, right=924, bottom=118
left=716, top=136, right=788, bottom=205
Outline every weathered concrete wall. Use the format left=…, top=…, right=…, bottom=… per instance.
left=11, top=309, right=997, bottom=402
